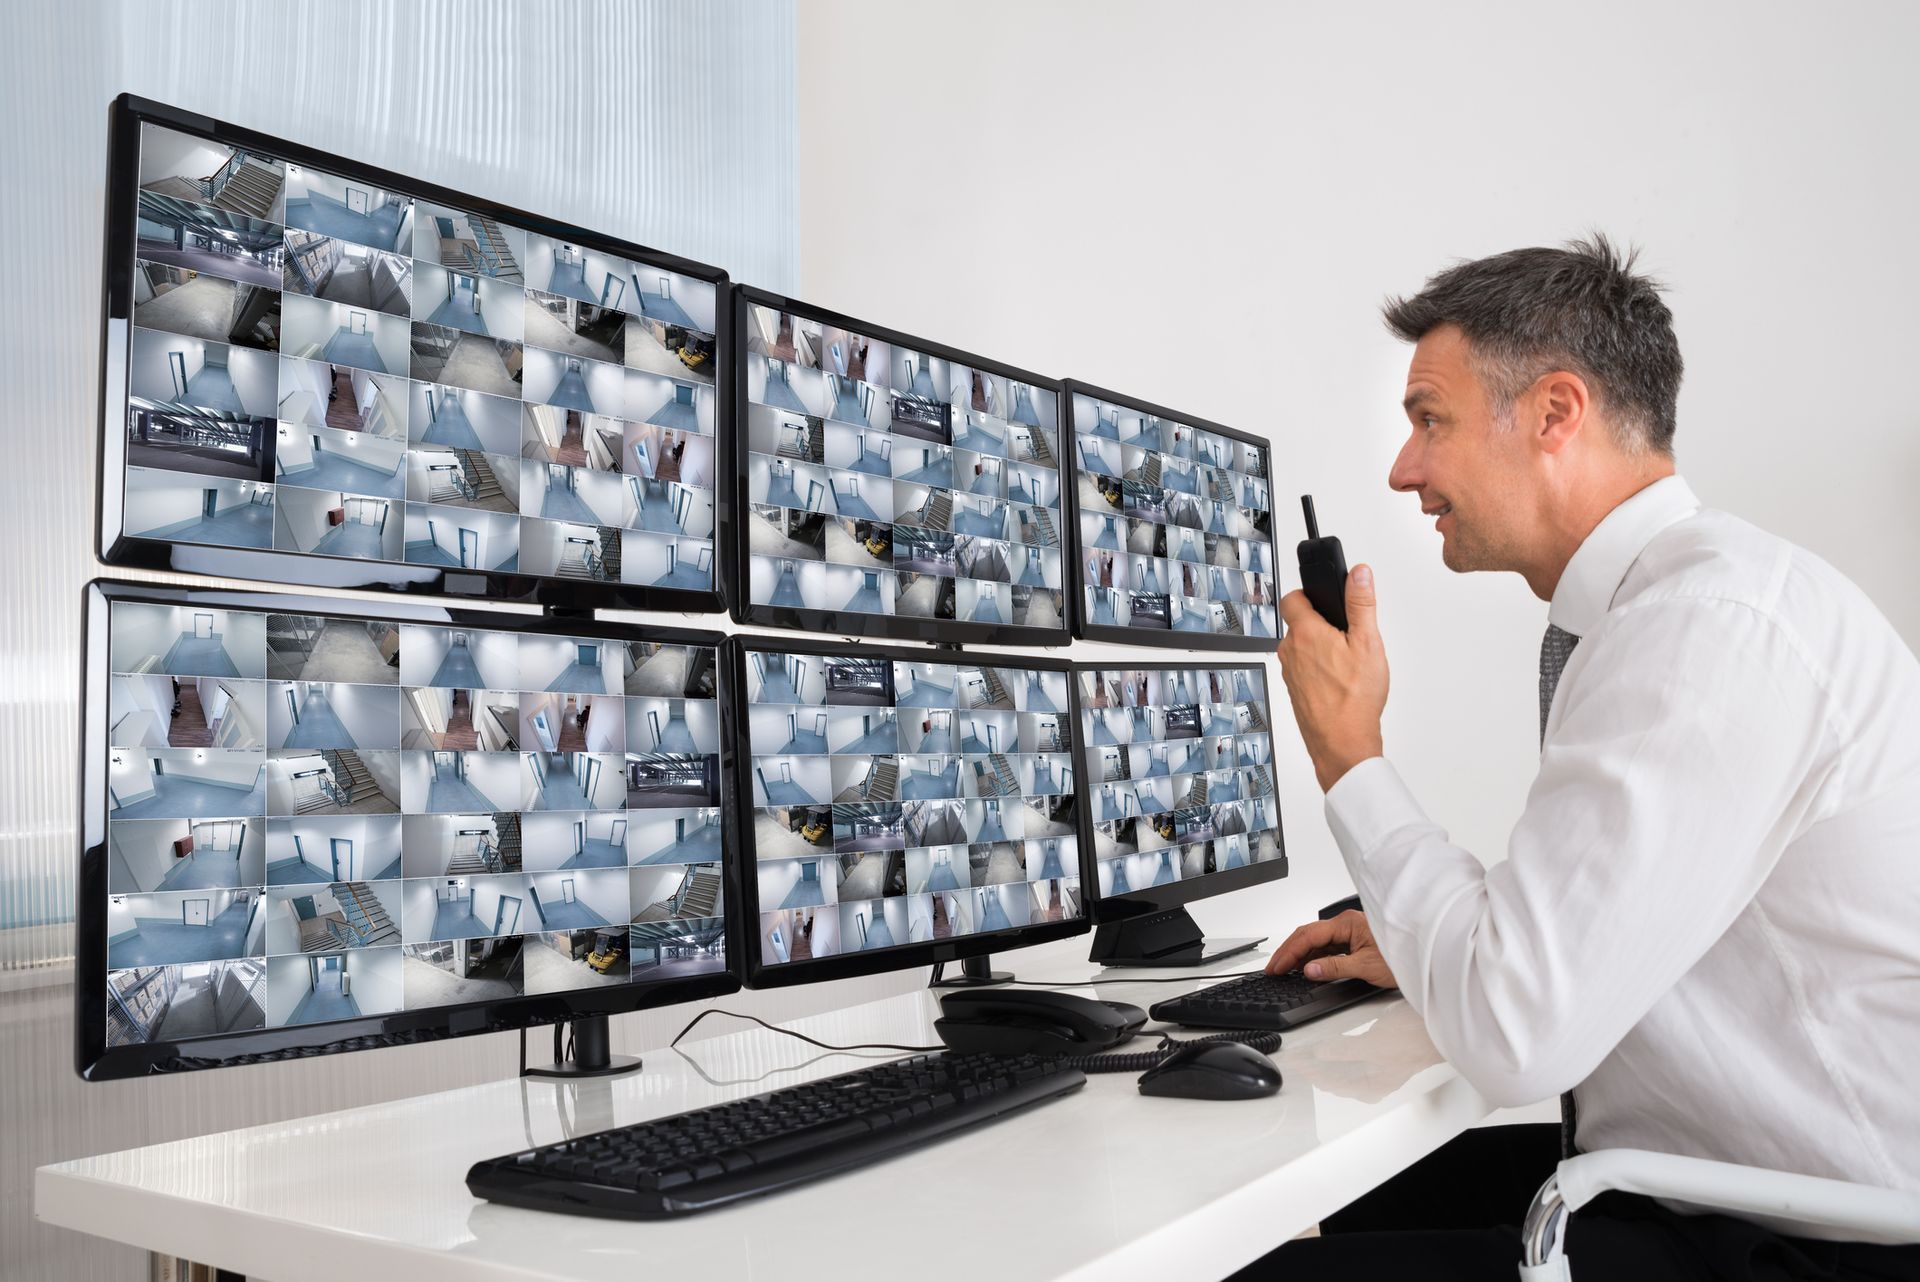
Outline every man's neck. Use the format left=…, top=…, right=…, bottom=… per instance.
left=1524, top=464, right=1677, bottom=602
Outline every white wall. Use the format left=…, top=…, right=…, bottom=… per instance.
left=345, top=947, right=403, bottom=1015
left=123, top=470, right=259, bottom=539
left=319, top=683, right=400, bottom=749
left=128, top=328, right=203, bottom=402
left=306, top=426, right=407, bottom=478
left=529, top=869, right=627, bottom=925
left=522, top=347, right=627, bottom=415
left=517, top=636, right=618, bottom=695
left=278, top=293, right=411, bottom=374
left=627, top=370, right=718, bottom=434
left=136, top=128, right=229, bottom=188
left=415, top=262, right=525, bottom=344
left=271, top=486, right=339, bottom=553
left=264, top=954, right=310, bottom=1027
left=794, top=0, right=1920, bottom=955
left=107, top=819, right=183, bottom=893
left=405, top=383, right=523, bottom=455
left=264, top=755, right=325, bottom=816
left=223, top=346, right=278, bottom=417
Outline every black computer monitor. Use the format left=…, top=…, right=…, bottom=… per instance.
left=77, top=580, right=738, bottom=1079
left=1062, top=382, right=1279, bottom=648
left=729, top=288, right=1069, bottom=644
left=1075, top=661, right=1287, bottom=965
left=722, top=637, right=1087, bottom=986
left=99, top=95, right=729, bottom=612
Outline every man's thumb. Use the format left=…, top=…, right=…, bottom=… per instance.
left=1305, top=954, right=1350, bottom=980
left=1346, top=564, right=1378, bottom=633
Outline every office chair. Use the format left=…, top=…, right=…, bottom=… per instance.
left=1519, top=1148, right=1920, bottom=1280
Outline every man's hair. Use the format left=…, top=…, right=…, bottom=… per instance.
left=1381, top=234, right=1683, bottom=457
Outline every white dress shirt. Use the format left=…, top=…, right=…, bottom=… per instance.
left=1324, top=475, right=1920, bottom=1227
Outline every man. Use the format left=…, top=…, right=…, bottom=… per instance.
left=1248, top=236, right=1920, bottom=1278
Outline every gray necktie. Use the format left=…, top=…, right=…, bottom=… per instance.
left=1539, top=622, right=1581, bottom=1156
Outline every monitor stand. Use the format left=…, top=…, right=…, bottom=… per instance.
left=928, top=956, right=1013, bottom=988
left=1089, top=906, right=1265, bottom=968
left=523, top=1013, right=644, bottom=1079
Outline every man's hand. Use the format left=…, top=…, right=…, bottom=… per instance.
left=1276, top=564, right=1389, bottom=792
left=1266, top=909, right=1398, bottom=989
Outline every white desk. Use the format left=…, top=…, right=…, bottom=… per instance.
left=37, top=957, right=1495, bottom=1281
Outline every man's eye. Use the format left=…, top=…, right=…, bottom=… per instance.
left=1423, top=415, right=1439, bottom=429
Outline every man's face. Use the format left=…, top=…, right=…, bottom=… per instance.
left=1389, top=325, right=1531, bottom=573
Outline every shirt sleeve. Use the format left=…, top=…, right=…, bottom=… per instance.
left=1322, top=596, right=1838, bottom=1107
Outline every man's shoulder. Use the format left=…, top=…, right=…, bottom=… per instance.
left=1618, top=507, right=1862, bottom=623
left=1611, top=508, right=1914, bottom=691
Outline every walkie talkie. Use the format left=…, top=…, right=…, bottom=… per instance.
left=1296, top=494, right=1349, bottom=631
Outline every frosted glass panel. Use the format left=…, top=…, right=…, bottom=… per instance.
left=0, top=0, right=799, bottom=972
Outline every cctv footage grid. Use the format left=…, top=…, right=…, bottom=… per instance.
left=743, top=302, right=1067, bottom=630
left=1077, top=665, right=1282, bottom=897
left=1072, top=392, right=1277, bottom=638
left=743, top=650, right=1082, bottom=969
left=100, top=598, right=727, bottom=1051
left=121, top=121, right=720, bottom=592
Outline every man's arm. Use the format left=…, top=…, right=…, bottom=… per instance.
left=1326, top=596, right=1836, bottom=1106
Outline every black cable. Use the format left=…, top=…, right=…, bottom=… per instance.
left=668, top=1006, right=942, bottom=1055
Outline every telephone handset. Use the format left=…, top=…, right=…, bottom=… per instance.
left=934, top=989, right=1147, bottom=1056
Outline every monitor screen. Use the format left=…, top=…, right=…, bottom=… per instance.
left=101, top=98, right=727, bottom=611
left=731, top=641, right=1086, bottom=984
left=79, top=582, right=735, bottom=1078
left=1077, top=664, right=1285, bottom=908
left=1067, top=385, right=1279, bottom=647
left=732, top=289, right=1069, bottom=644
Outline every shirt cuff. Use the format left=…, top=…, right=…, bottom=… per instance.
left=1322, top=756, right=1430, bottom=870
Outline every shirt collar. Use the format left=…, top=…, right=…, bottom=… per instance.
left=1548, top=474, right=1701, bottom=637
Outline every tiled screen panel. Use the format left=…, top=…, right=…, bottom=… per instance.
left=1072, top=393, right=1277, bottom=638
left=119, top=121, right=720, bottom=592
left=741, top=648, right=1082, bottom=970
left=100, top=597, right=726, bottom=1050
left=742, top=304, right=1067, bottom=630
left=1076, top=665, right=1283, bottom=896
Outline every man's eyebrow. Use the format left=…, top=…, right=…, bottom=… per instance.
left=1402, top=388, right=1438, bottom=413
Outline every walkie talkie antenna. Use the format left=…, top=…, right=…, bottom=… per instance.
left=1300, top=495, right=1321, bottom=541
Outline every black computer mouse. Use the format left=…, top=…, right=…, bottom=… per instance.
left=1137, top=1040, right=1283, bottom=1101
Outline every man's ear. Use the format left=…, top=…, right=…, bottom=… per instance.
left=1530, top=370, right=1591, bottom=455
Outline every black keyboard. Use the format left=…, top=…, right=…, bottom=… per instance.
left=467, top=1051, right=1085, bottom=1218
left=1150, top=971, right=1381, bottom=1032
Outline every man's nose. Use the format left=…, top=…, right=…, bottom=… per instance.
left=1388, top=432, right=1423, bottom=494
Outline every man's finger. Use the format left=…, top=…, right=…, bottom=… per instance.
left=1267, top=918, right=1341, bottom=973
left=1345, top=564, right=1378, bottom=636
left=1277, top=588, right=1319, bottom=630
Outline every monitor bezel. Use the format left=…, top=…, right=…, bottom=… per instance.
left=1070, top=658, right=1289, bottom=921
left=1059, top=379, right=1282, bottom=652
left=77, top=578, right=741, bottom=1081
left=726, top=286, right=1072, bottom=647
left=98, top=94, right=733, bottom=614
left=721, top=633, right=1089, bottom=989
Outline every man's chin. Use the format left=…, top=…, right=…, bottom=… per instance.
left=1440, top=536, right=1480, bottom=573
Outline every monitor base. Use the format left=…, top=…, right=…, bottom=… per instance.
left=523, top=1014, right=644, bottom=1079
left=928, top=956, right=1013, bottom=988
left=1089, top=907, right=1267, bottom=968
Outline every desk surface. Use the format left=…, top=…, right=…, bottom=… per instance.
left=37, top=956, right=1493, bottom=1281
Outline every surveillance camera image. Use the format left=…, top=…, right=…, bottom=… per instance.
left=1072, top=391, right=1276, bottom=639
left=1076, top=664, right=1281, bottom=898
left=98, top=596, right=726, bottom=1052
left=742, top=647, right=1082, bottom=968
left=742, top=302, right=1067, bottom=633
left=118, top=120, right=721, bottom=598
